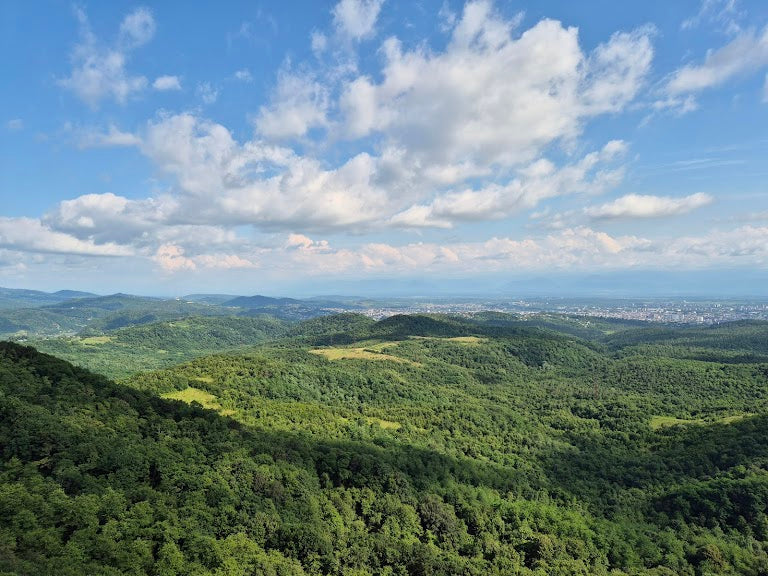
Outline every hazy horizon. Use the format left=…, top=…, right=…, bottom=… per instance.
left=3, top=267, right=768, bottom=301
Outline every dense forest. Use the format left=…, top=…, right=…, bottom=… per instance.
left=2, top=313, right=768, bottom=574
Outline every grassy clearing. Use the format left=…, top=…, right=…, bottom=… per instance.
left=650, top=413, right=755, bottom=430
left=80, top=336, right=114, bottom=345
left=361, top=341, right=399, bottom=351
left=162, top=387, right=222, bottom=411
left=718, top=413, right=755, bottom=424
left=366, top=416, right=402, bottom=430
left=310, top=347, right=419, bottom=365
left=409, top=336, right=487, bottom=345
left=650, top=416, right=701, bottom=430
left=445, top=336, right=487, bottom=344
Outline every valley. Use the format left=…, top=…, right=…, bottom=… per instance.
left=2, top=296, right=768, bottom=574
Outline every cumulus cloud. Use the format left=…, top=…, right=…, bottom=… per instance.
left=286, top=233, right=331, bottom=252
left=6, top=119, right=23, bottom=131
left=581, top=28, right=656, bottom=113
left=339, top=2, right=652, bottom=172
left=390, top=141, right=627, bottom=228
left=94, top=2, right=650, bottom=237
left=311, top=32, right=328, bottom=56
left=0, top=217, right=133, bottom=256
left=140, top=113, right=387, bottom=229
left=76, top=124, right=141, bottom=148
left=255, top=70, right=329, bottom=139
left=153, top=75, right=181, bottom=91
left=194, top=254, right=257, bottom=269
left=277, top=225, right=768, bottom=277
left=666, top=26, right=768, bottom=95
left=31, top=1, right=678, bottom=275
left=119, top=7, right=156, bottom=48
left=196, top=82, right=219, bottom=104
left=273, top=227, right=650, bottom=276
left=42, top=189, right=249, bottom=260
left=43, top=192, right=170, bottom=244
left=661, top=225, right=768, bottom=265
left=153, top=244, right=257, bottom=272
left=58, top=7, right=156, bottom=107
left=332, top=0, right=384, bottom=40
left=585, top=193, right=714, bottom=219
left=153, top=244, right=196, bottom=272
left=234, top=69, right=253, bottom=82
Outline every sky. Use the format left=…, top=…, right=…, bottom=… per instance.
left=1, top=0, right=768, bottom=297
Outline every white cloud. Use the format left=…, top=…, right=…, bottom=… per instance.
left=196, top=82, right=219, bottom=104
left=390, top=141, right=627, bottom=228
left=234, top=69, right=253, bottom=82
left=130, top=85, right=629, bottom=233
left=332, top=0, right=384, bottom=40
left=275, top=227, right=651, bottom=276
left=438, top=2, right=458, bottom=32
left=682, top=0, right=744, bottom=34
left=27, top=3, right=691, bottom=275
left=43, top=193, right=239, bottom=256
left=77, top=124, right=141, bottom=148
left=585, top=193, right=714, bottom=219
left=276, top=225, right=768, bottom=277
left=153, top=244, right=196, bottom=272
left=43, top=192, right=170, bottom=244
left=0, top=217, right=132, bottom=256
left=117, top=1, right=649, bottom=234
left=651, top=95, right=699, bottom=115
left=18, top=0, right=768, bottom=284
left=6, top=119, right=23, bottom=131
left=28, top=2, right=664, bottom=278
left=153, top=75, right=181, bottom=91
left=666, top=26, right=768, bottom=95
left=339, top=2, right=652, bottom=172
left=153, top=244, right=257, bottom=272
left=195, top=253, right=257, bottom=269
left=152, top=225, right=240, bottom=251
left=119, top=7, right=156, bottom=48
left=661, top=225, right=768, bottom=265
left=389, top=205, right=453, bottom=229
left=255, top=70, right=329, bottom=139
left=311, top=32, right=328, bottom=55
left=286, top=233, right=331, bottom=251
left=141, top=113, right=386, bottom=229
left=141, top=113, right=241, bottom=197
left=581, top=27, right=655, bottom=113
left=58, top=7, right=154, bottom=107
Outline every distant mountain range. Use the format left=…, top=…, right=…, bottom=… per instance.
left=0, top=287, right=97, bottom=309
left=0, top=288, right=359, bottom=338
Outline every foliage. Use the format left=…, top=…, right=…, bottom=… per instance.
left=2, top=315, right=768, bottom=575
left=29, top=315, right=289, bottom=379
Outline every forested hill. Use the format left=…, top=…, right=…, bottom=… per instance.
left=30, top=315, right=291, bottom=378
left=3, top=317, right=768, bottom=574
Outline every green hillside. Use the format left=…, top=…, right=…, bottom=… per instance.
left=0, top=294, right=239, bottom=339
left=0, top=287, right=97, bottom=310
left=30, top=315, right=290, bottom=379
left=3, top=317, right=768, bottom=574
left=602, top=321, right=768, bottom=363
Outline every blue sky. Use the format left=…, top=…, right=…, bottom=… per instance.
left=1, top=0, right=768, bottom=296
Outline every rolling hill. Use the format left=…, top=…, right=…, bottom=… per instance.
left=3, top=316, right=768, bottom=574
left=0, top=287, right=97, bottom=310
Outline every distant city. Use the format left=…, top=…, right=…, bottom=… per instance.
left=354, top=298, right=768, bottom=324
